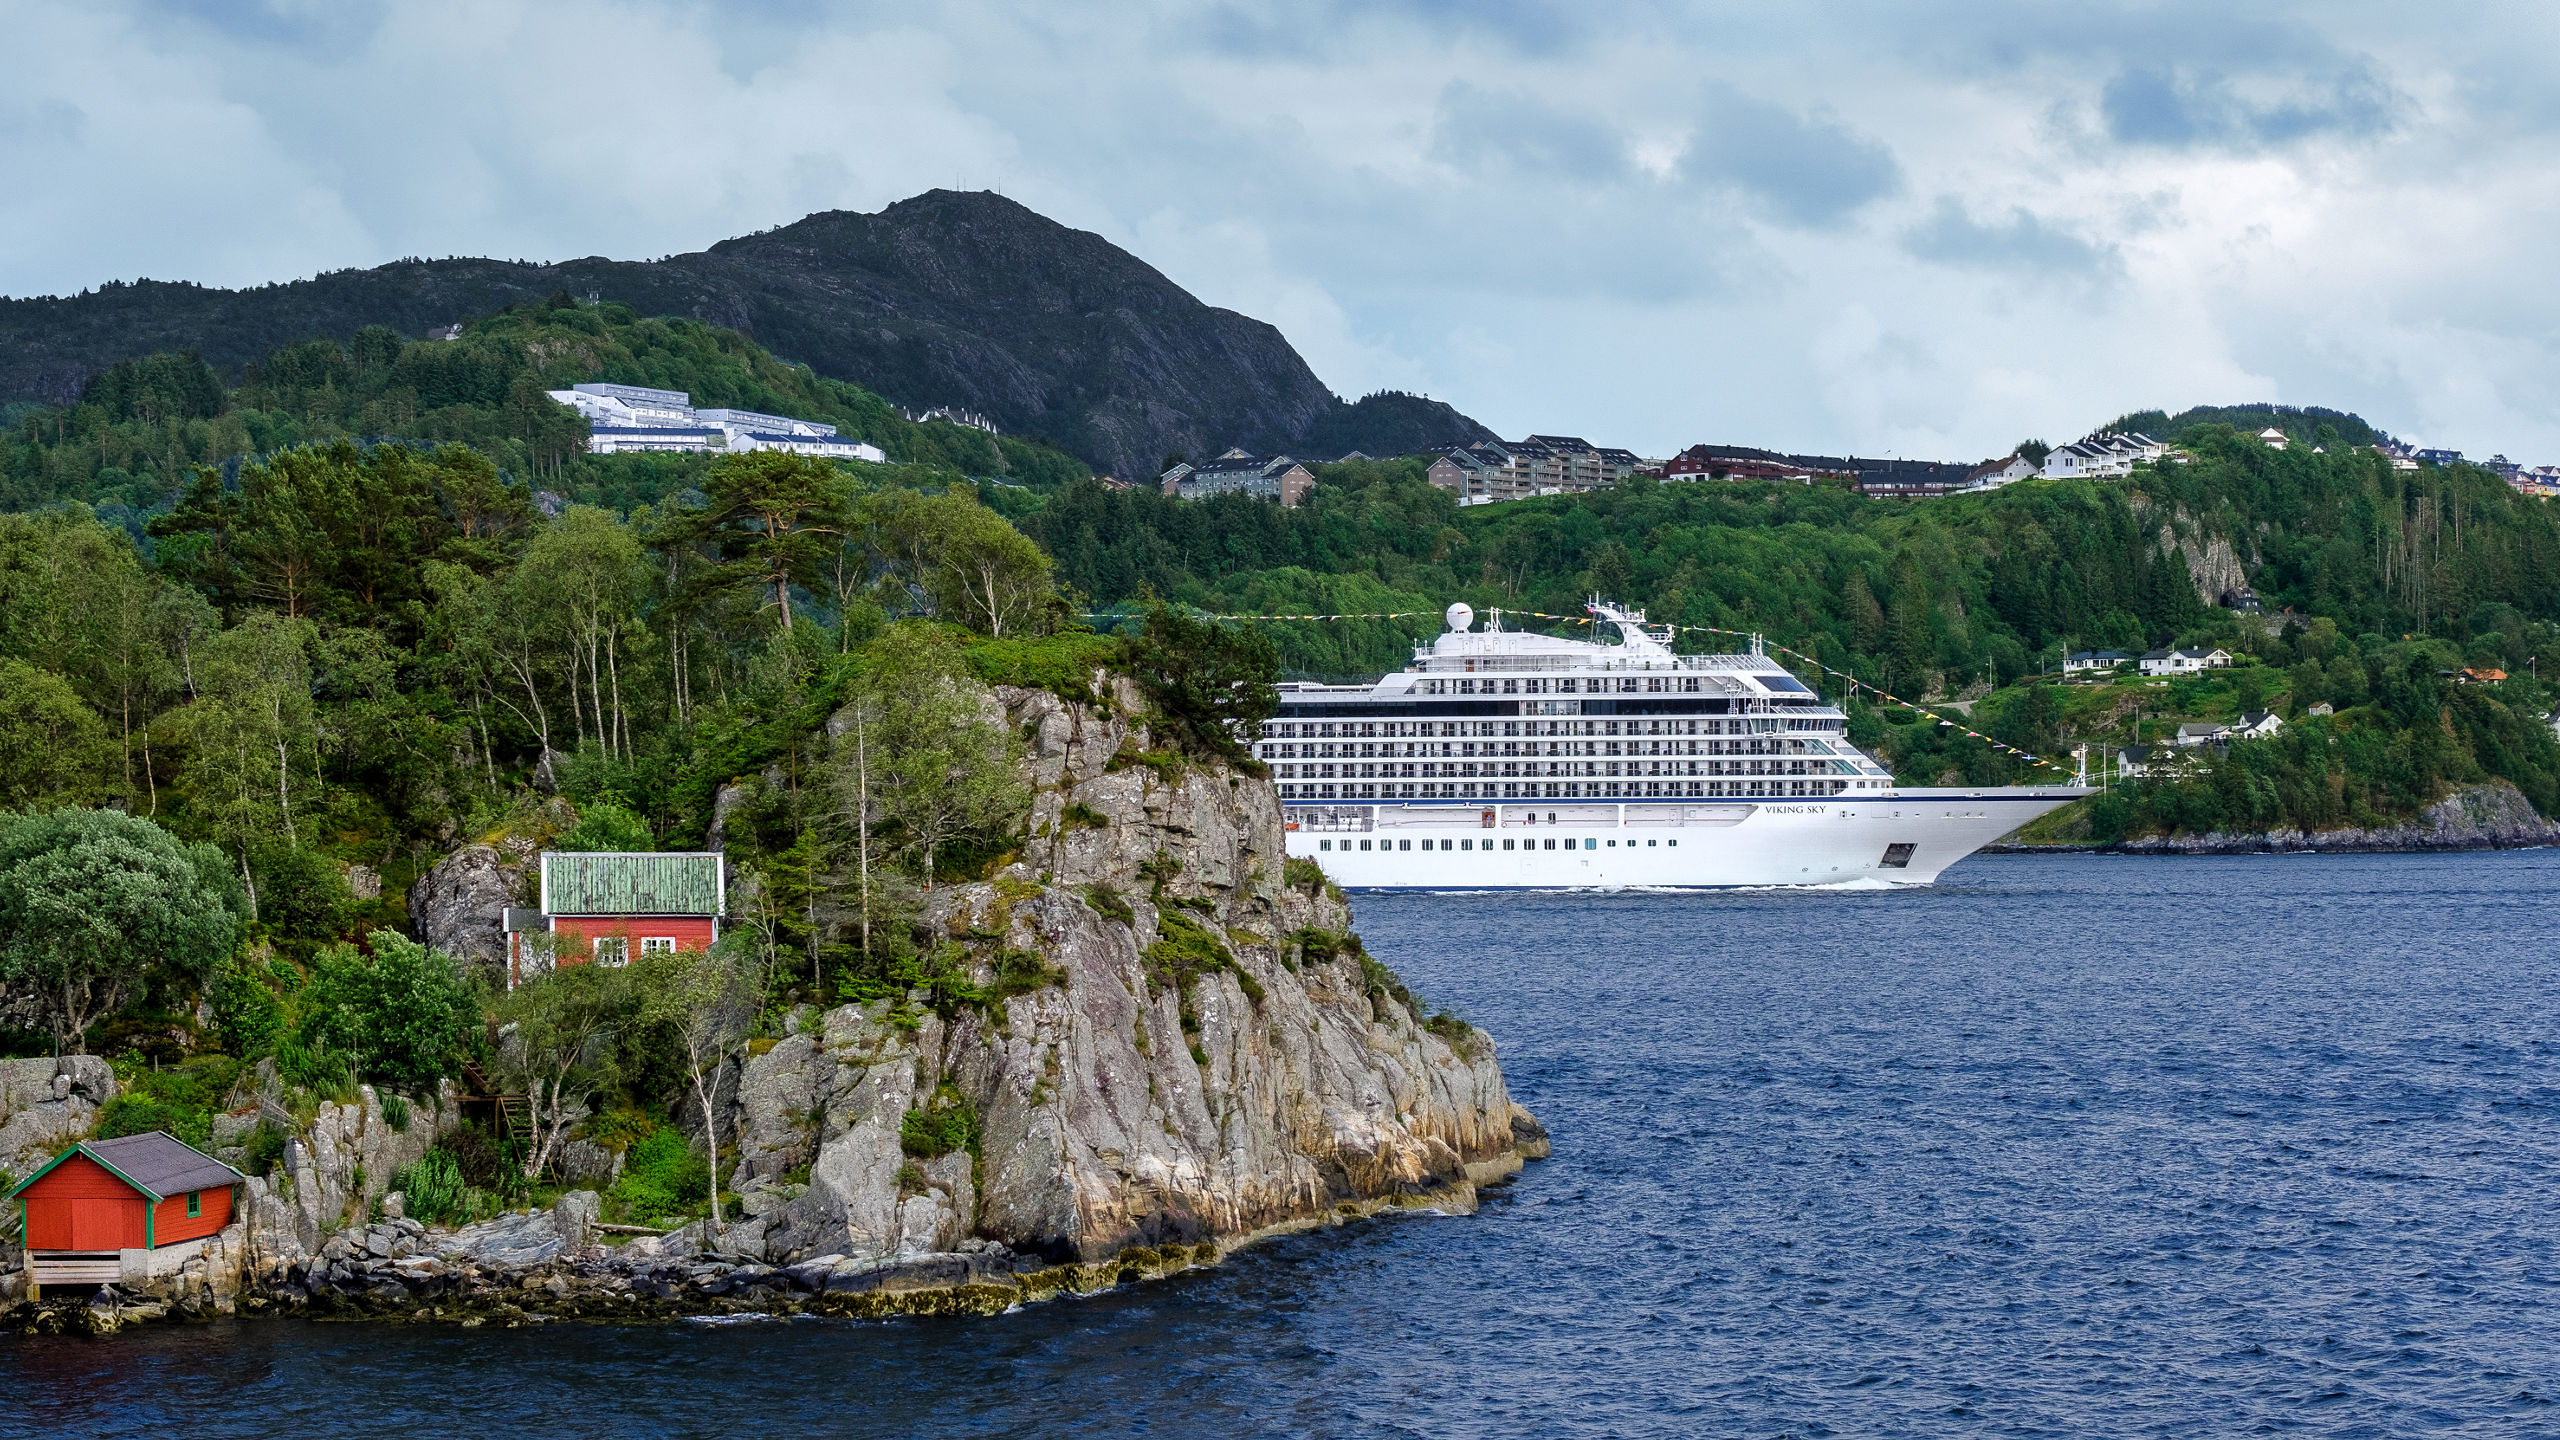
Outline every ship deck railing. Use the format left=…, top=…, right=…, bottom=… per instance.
left=1408, top=650, right=1773, bottom=674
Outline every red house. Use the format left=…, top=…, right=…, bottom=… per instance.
left=502, top=850, right=725, bottom=988
left=8, top=1131, right=245, bottom=1293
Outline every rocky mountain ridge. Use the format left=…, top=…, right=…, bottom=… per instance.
left=0, top=190, right=1493, bottom=479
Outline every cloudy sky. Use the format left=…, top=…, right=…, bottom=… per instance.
left=6, top=0, right=2555, bottom=462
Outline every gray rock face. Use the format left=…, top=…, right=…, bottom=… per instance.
left=406, top=844, right=532, bottom=972
left=733, top=679, right=1542, bottom=1270
left=439, top=1192, right=600, bottom=1269
left=0, top=1056, right=115, bottom=1178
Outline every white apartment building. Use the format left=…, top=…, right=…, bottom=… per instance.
left=545, top=383, right=886, bottom=462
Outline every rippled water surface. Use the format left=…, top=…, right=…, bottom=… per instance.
left=12, top=853, right=2560, bottom=1438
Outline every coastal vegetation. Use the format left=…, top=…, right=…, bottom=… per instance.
left=5, top=294, right=2559, bottom=1171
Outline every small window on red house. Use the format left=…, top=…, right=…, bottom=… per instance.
left=594, top=937, right=629, bottom=966
left=187, top=1191, right=201, bottom=1217
left=641, top=937, right=675, bottom=956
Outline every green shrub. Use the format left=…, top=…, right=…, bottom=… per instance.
left=989, top=947, right=1068, bottom=999
left=296, top=930, right=478, bottom=1087
left=210, top=959, right=287, bottom=1057
left=391, top=1148, right=476, bottom=1225
left=239, top=1121, right=288, bottom=1178
left=555, top=799, right=654, bottom=853
left=380, top=1093, right=411, bottom=1132
left=91, top=1054, right=241, bottom=1149
left=95, top=1093, right=194, bottom=1146
left=441, top=1125, right=510, bottom=1191
left=1083, top=884, right=1133, bottom=925
left=608, top=1126, right=710, bottom=1226
left=965, top=631, right=1118, bottom=705
left=899, top=1085, right=980, bottom=1159
left=275, top=1037, right=355, bottom=1098
left=1282, top=856, right=1326, bottom=893
left=1061, top=801, right=1109, bottom=830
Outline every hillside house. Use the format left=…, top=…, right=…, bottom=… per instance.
left=2140, top=646, right=2232, bottom=676
left=2064, top=650, right=2133, bottom=674
left=2257, top=428, right=2289, bottom=450
left=1962, top=453, right=2039, bottom=492
left=2231, top=710, right=2284, bottom=739
left=2173, top=721, right=2231, bottom=748
left=1159, top=452, right=1315, bottom=507
left=8, top=1132, right=244, bottom=1292
left=503, top=851, right=725, bottom=988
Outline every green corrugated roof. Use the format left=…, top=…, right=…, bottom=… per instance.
left=545, top=852, right=723, bottom=916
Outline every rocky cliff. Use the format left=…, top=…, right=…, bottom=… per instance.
left=717, top=677, right=1542, bottom=1283
left=0, top=191, right=1493, bottom=478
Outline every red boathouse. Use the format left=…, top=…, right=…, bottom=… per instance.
left=7, top=1131, right=245, bottom=1293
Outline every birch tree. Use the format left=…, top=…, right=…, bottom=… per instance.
left=636, top=946, right=756, bottom=1239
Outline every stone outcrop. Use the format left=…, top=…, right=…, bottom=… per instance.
left=0, top=1056, right=115, bottom=1179
left=407, top=843, right=534, bottom=972
left=723, top=677, right=1544, bottom=1276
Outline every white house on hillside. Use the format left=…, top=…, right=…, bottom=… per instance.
left=2140, top=646, right=2232, bottom=676
left=545, top=383, right=886, bottom=461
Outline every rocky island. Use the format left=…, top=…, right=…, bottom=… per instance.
left=3, top=667, right=1545, bottom=1334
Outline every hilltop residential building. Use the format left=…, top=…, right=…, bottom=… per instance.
left=2044, top=432, right=2165, bottom=480
left=1159, top=451, right=1315, bottom=506
left=502, top=851, right=726, bottom=989
left=2173, top=721, right=2231, bottom=747
left=2140, top=646, right=2233, bottom=676
left=2257, top=428, right=2289, bottom=450
left=2064, top=649, right=2134, bottom=674
left=546, top=383, right=886, bottom=461
left=1422, top=436, right=1640, bottom=504
left=2416, top=448, right=2463, bottom=465
left=1661, top=444, right=1823, bottom=484
left=1962, top=453, right=2039, bottom=491
left=1854, top=459, right=1979, bottom=498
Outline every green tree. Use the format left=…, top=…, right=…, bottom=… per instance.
left=633, top=945, right=757, bottom=1238
left=298, top=931, right=478, bottom=1088
left=0, top=661, right=113, bottom=810
left=1119, top=604, right=1280, bottom=764
left=665, top=451, right=850, bottom=631
left=0, top=808, right=240, bottom=1053
left=842, top=626, right=1029, bottom=891
left=493, top=962, right=635, bottom=1181
left=176, top=611, right=320, bottom=915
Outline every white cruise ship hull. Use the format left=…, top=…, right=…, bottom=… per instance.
left=1285, top=789, right=2086, bottom=890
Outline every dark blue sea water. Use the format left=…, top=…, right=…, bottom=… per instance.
left=11, top=852, right=2560, bottom=1438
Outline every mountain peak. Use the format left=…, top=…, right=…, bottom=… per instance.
left=0, top=193, right=1490, bottom=476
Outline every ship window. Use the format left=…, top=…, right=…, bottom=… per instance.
left=1459, top=838, right=1472, bottom=851
left=1399, top=839, right=1411, bottom=851
left=1668, top=839, right=1677, bottom=847
left=1358, top=840, right=1371, bottom=851
left=1319, top=839, right=1331, bottom=851
left=1502, top=839, right=1514, bottom=850
left=1647, top=839, right=1656, bottom=846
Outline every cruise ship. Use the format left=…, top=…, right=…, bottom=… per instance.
left=1261, top=602, right=2088, bottom=889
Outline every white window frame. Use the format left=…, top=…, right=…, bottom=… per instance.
left=640, top=936, right=676, bottom=957
left=593, top=936, right=630, bottom=967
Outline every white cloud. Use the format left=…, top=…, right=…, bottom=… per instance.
left=6, top=0, right=2560, bottom=464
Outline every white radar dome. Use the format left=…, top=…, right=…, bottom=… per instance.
left=1444, top=602, right=1475, bottom=632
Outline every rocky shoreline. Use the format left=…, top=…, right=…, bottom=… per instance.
left=5, top=1162, right=1540, bottom=1336
left=1989, top=780, right=2560, bottom=857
